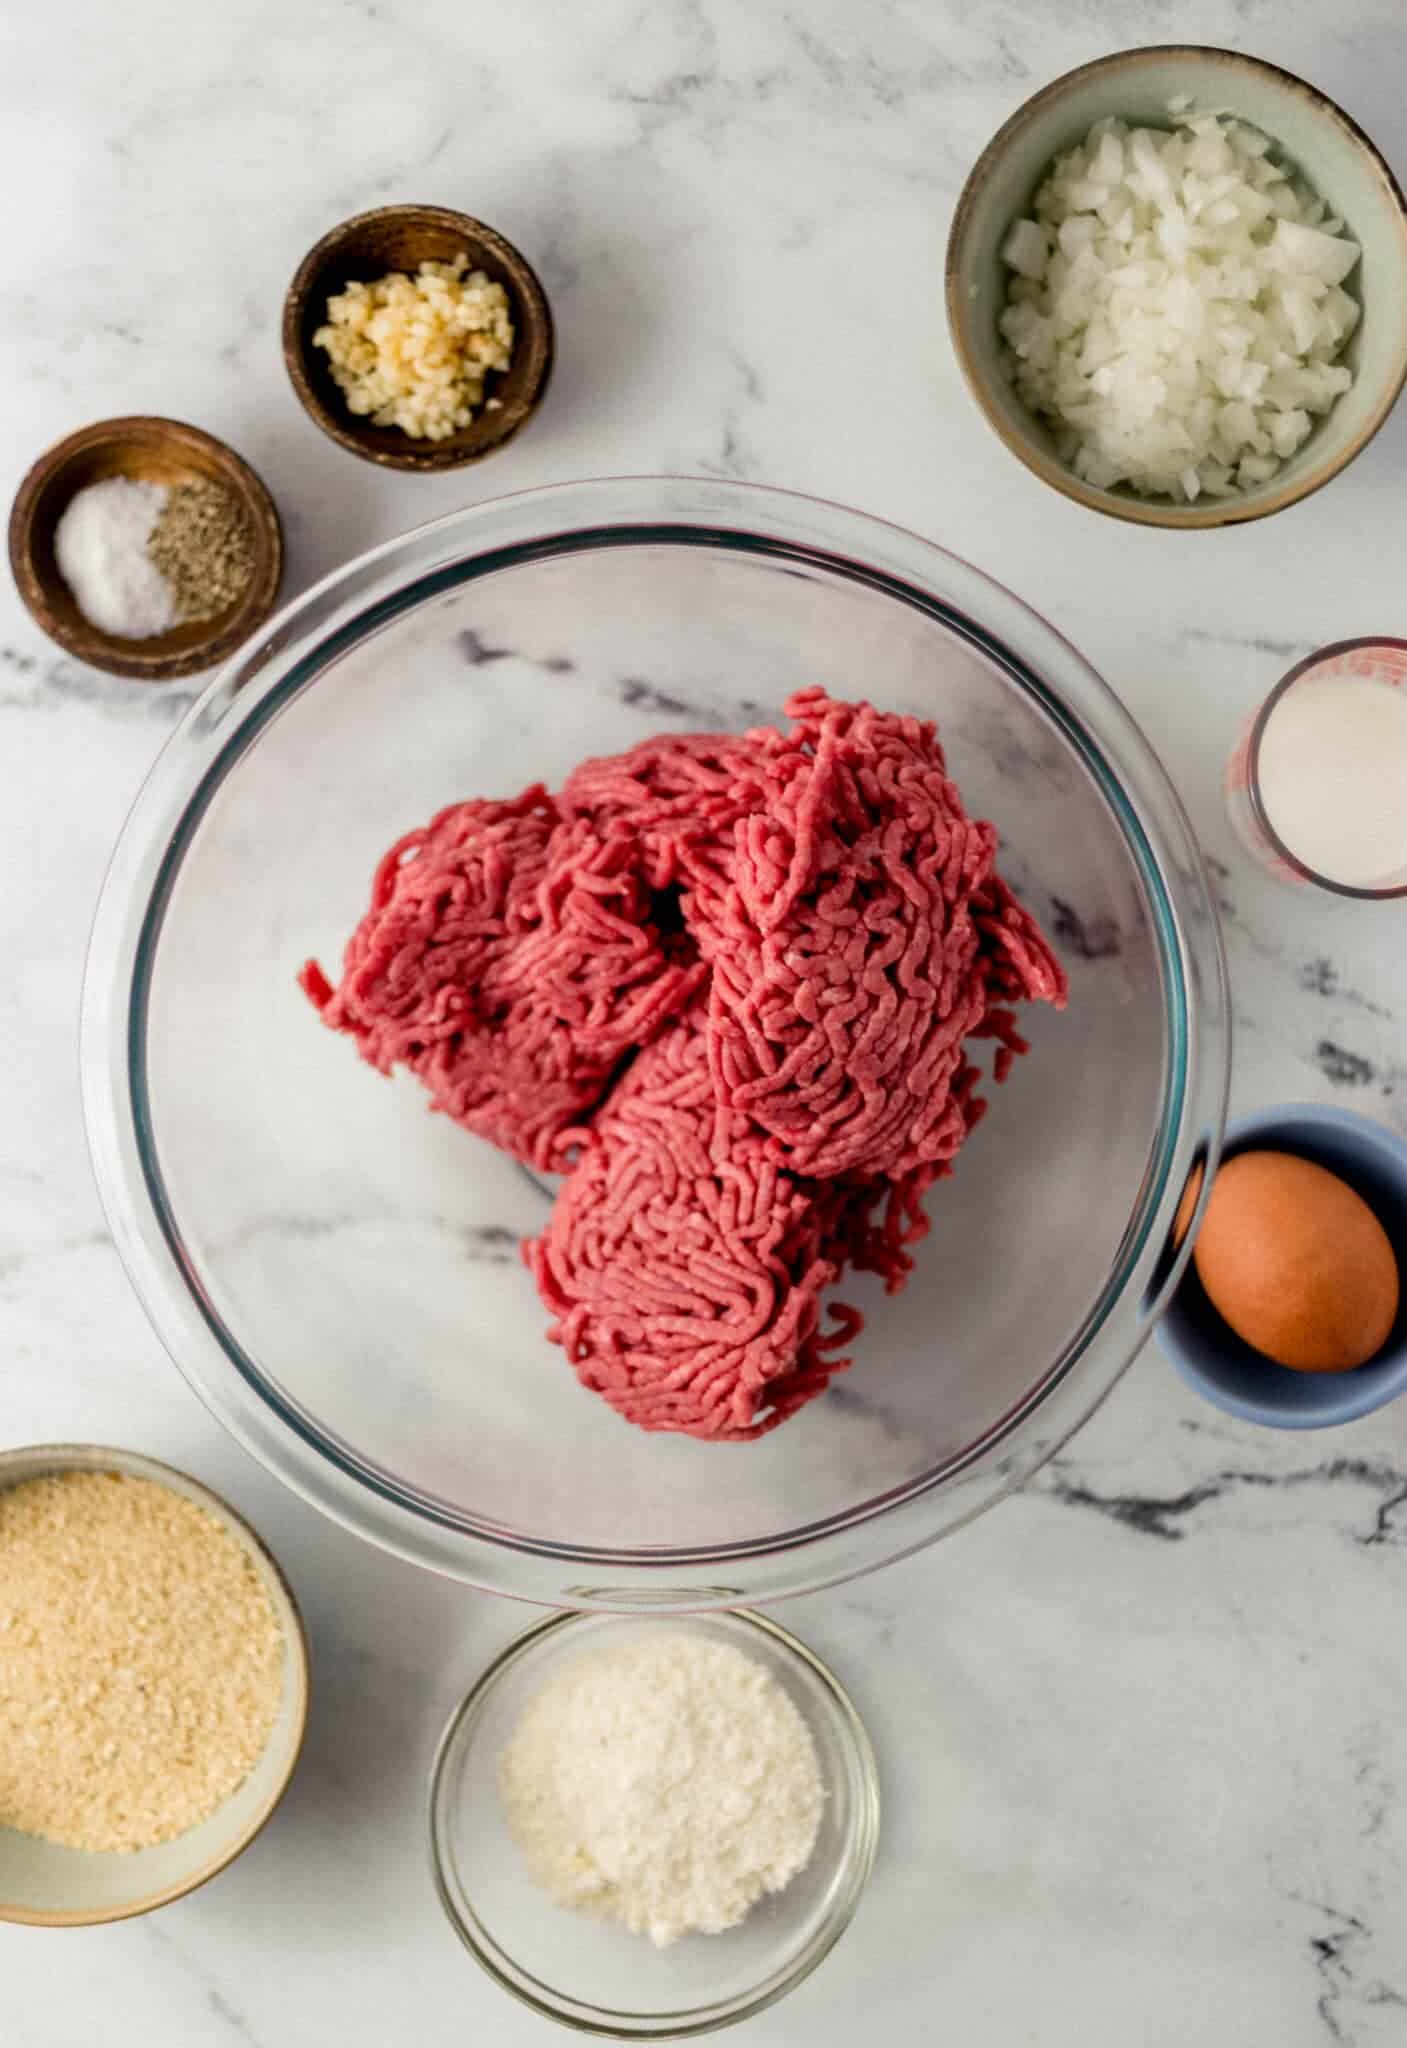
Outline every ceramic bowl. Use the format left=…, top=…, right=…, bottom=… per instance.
left=1158, top=1104, right=1407, bottom=1428
left=946, top=45, right=1407, bottom=528
left=428, top=1609, right=879, bottom=2038
left=0, top=1444, right=309, bottom=1927
left=283, top=204, right=554, bottom=471
left=8, top=417, right=283, bottom=681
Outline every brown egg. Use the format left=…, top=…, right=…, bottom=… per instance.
left=1194, top=1150, right=1400, bottom=1372
left=1172, top=1162, right=1205, bottom=1250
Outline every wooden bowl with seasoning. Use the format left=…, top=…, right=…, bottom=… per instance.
left=8, top=417, right=284, bottom=682
left=283, top=204, right=555, bottom=472
left=0, top=1443, right=309, bottom=1928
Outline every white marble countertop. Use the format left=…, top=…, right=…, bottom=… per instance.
left=5, top=2, right=1407, bottom=2041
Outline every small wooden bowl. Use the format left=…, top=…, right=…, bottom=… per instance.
left=9, top=418, right=283, bottom=683
left=283, top=204, right=554, bottom=472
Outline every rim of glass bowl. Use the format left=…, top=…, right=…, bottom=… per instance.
left=426, top=1609, right=881, bottom=2037
left=81, top=476, right=1229, bottom=1608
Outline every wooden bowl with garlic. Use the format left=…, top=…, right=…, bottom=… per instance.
left=283, top=204, right=555, bottom=472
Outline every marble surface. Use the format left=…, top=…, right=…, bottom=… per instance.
left=4, top=1, right=1407, bottom=2041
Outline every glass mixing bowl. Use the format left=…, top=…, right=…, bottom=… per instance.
left=83, top=478, right=1227, bottom=1608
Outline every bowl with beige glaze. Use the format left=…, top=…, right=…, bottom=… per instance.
left=0, top=1443, right=309, bottom=1928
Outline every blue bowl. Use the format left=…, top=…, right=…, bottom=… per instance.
left=1159, top=1103, right=1407, bottom=1429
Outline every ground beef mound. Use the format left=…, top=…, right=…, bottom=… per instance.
left=688, top=688, right=1067, bottom=1178
left=299, top=788, right=703, bottom=1169
left=528, top=1011, right=858, bottom=1440
left=302, top=691, right=1067, bottom=1440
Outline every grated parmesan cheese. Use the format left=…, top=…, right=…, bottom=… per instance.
left=998, top=108, right=1361, bottom=500
left=0, top=1471, right=284, bottom=1854
left=497, top=1635, right=824, bottom=1947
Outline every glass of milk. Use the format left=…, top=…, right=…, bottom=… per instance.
left=1226, top=639, right=1407, bottom=897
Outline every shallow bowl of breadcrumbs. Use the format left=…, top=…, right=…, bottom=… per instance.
left=0, top=1443, right=309, bottom=1927
left=283, top=204, right=554, bottom=471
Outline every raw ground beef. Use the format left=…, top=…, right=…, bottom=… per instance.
left=528, top=1011, right=857, bottom=1440
left=299, top=788, right=703, bottom=1170
left=686, top=688, right=1066, bottom=1178
left=302, top=690, right=1067, bottom=1440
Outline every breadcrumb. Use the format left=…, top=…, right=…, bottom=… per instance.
left=0, top=1471, right=285, bottom=1853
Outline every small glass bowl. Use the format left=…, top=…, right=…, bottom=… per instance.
left=1225, top=638, right=1407, bottom=896
left=428, top=1610, right=880, bottom=2038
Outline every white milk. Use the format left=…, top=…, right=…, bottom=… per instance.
left=1257, top=675, right=1407, bottom=888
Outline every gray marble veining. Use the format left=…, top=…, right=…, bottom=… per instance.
left=5, top=2, right=1407, bottom=2044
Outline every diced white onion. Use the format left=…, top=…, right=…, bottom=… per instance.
left=1001, top=217, right=1048, bottom=280
left=996, top=108, right=1361, bottom=500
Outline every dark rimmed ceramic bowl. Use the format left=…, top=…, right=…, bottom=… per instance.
left=1160, top=1104, right=1407, bottom=1427
left=946, top=46, right=1407, bottom=528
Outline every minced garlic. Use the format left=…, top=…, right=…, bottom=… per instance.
left=313, top=253, right=514, bottom=440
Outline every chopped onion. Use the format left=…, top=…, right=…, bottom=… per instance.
left=997, top=108, right=1360, bottom=501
